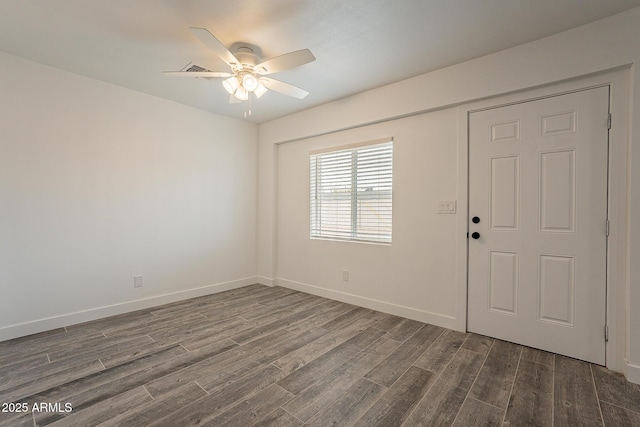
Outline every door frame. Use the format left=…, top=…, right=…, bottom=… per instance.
left=455, top=68, right=630, bottom=372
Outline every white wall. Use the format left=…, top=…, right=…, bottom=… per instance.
left=0, top=51, right=258, bottom=340
left=258, top=6, right=640, bottom=382
left=277, top=110, right=459, bottom=327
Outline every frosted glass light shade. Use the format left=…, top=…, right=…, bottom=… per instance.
left=222, top=77, right=239, bottom=94
left=254, top=83, right=268, bottom=98
left=234, top=85, right=249, bottom=100
left=242, top=73, right=258, bottom=92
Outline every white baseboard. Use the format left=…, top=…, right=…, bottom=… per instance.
left=257, top=276, right=276, bottom=287
left=625, top=360, right=640, bottom=385
left=276, top=278, right=460, bottom=331
left=0, top=276, right=258, bottom=343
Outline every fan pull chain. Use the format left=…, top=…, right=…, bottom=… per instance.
left=244, top=95, right=253, bottom=118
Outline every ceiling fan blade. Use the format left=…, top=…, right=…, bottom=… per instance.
left=163, top=71, right=232, bottom=78
left=189, top=27, right=240, bottom=68
left=254, top=49, right=316, bottom=75
left=260, top=77, right=309, bottom=99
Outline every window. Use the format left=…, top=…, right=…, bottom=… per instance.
left=310, top=139, right=393, bottom=244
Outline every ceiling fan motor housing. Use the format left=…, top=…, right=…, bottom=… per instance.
left=233, top=47, right=258, bottom=72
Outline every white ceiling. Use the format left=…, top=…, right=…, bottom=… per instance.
left=1, top=0, right=639, bottom=123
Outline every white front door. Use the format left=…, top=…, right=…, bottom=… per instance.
left=467, top=86, right=609, bottom=364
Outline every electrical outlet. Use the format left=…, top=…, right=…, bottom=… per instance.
left=342, top=270, right=349, bottom=281
left=134, top=275, right=143, bottom=288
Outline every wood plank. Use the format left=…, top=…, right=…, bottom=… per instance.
left=146, top=286, right=255, bottom=316
left=591, top=364, right=640, bottom=412
left=0, top=327, right=66, bottom=351
left=195, top=302, right=264, bottom=322
left=225, top=301, right=294, bottom=321
left=305, top=378, right=385, bottom=426
left=1, top=353, right=105, bottom=393
left=47, top=386, right=152, bottom=426
left=147, top=364, right=288, bottom=426
left=361, top=310, right=394, bottom=323
left=277, top=327, right=386, bottom=394
left=403, top=348, right=486, bottom=426
left=146, top=316, right=243, bottom=344
left=251, top=408, right=302, bottom=427
left=229, top=304, right=329, bottom=345
left=414, top=329, right=468, bottom=374
left=266, top=292, right=327, bottom=312
left=451, top=397, right=504, bottom=426
left=187, top=285, right=285, bottom=311
left=48, top=335, right=155, bottom=363
left=600, top=401, right=640, bottom=426
left=364, top=323, right=444, bottom=387
left=101, top=312, right=206, bottom=338
left=462, top=333, right=494, bottom=355
left=554, top=355, right=603, bottom=425
left=284, top=337, right=400, bottom=421
left=260, top=290, right=317, bottom=308
left=97, top=308, right=200, bottom=335
left=273, top=315, right=377, bottom=375
left=97, top=382, right=208, bottom=427
left=0, top=359, right=104, bottom=403
left=266, top=293, right=330, bottom=318
left=178, top=316, right=257, bottom=351
left=319, top=306, right=372, bottom=331
left=99, top=340, right=183, bottom=369
left=354, top=366, right=435, bottom=426
left=144, top=330, right=290, bottom=397
left=197, top=327, right=328, bottom=394
left=211, top=288, right=296, bottom=311
left=0, top=353, right=49, bottom=375
left=0, top=330, right=106, bottom=364
left=202, top=383, right=294, bottom=427
left=29, top=344, right=194, bottom=424
left=385, top=318, right=425, bottom=342
left=468, top=339, right=522, bottom=409
left=41, top=333, right=112, bottom=357
left=0, top=412, right=34, bottom=427
left=503, top=359, right=553, bottom=427
left=220, top=305, right=301, bottom=332
left=521, top=346, right=554, bottom=367
left=146, top=300, right=225, bottom=321
left=284, top=303, right=354, bottom=335
left=371, top=313, right=405, bottom=332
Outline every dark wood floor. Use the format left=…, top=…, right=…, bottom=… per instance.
left=1, top=285, right=639, bottom=426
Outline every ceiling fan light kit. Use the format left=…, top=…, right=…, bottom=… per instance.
left=242, top=73, right=258, bottom=92
left=222, top=71, right=266, bottom=101
left=164, top=27, right=316, bottom=114
left=253, top=83, right=268, bottom=99
left=234, top=84, right=249, bottom=101
left=222, top=76, right=239, bottom=94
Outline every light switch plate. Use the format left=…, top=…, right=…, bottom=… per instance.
left=437, top=200, right=457, bottom=214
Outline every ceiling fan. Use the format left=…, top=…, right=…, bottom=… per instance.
left=164, top=27, right=316, bottom=104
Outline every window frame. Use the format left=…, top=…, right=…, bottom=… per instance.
left=309, top=138, right=393, bottom=245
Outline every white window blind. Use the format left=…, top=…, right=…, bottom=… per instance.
left=310, top=140, right=393, bottom=244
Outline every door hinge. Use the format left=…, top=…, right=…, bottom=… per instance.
left=607, top=113, right=612, bottom=130
left=606, top=219, right=610, bottom=236
left=605, top=325, right=609, bottom=342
